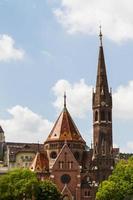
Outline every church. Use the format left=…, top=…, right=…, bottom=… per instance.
left=0, top=31, right=119, bottom=200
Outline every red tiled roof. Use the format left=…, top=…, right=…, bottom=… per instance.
left=45, top=107, right=85, bottom=144
left=30, top=151, right=49, bottom=172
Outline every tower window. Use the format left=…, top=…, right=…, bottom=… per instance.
left=50, top=151, right=57, bottom=159
left=101, top=111, right=105, bottom=121
left=74, top=151, right=80, bottom=160
left=84, top=191, right=90, bottom=197
left=85, top=191, right=87, bottom=196
left=108, top=111, right=111, bottom=121
left=95, top=111, right=98, bottom=121
left=95, top=142, right=98, bottom=154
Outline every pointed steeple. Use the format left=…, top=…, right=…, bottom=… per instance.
left=96, top=27, right=109, bottom=96
left=92, top=29, right=113, bottom=158
left=45, top=94, right=85, bottom=144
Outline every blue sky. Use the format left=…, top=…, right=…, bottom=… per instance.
left=0, top=0, right=133, bottom=152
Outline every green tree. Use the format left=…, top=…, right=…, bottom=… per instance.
left=96, top=157, right=133, bottom=200
left=36, top=179, right=61, bottom=200
left=0, top=168, right=38, bottom=200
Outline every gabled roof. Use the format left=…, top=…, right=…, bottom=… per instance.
left=45, top=107, right=85, bottom=144
left=52, top=143, right=80, bottom=171
left=30, top=151, right=49, bottom=172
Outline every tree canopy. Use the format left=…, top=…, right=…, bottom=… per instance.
left=0, top=168, right=38, bottom=200
left=0, top=169, right=61, bottom=200
left=96, top=157, right=133, bottom=200
left=36, top=179, right=61, bottom=200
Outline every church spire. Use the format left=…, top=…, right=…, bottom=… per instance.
left=92, top=30, right=113, bottom=158
left=64, top=92, right=66, bottom=108
left=95, top=29, right=109, bottom=98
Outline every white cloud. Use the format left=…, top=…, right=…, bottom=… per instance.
left=54, top=0, right=133, bottom=42
left=52, top=79, right=92, bottom=118
left=53, top=79, right=133, bottom=120
left=0, top=34, right=25, bottom=61
left=0, top=105, right=53, bottom=143
left=1, top=80, right=133, bottom=145
left=113, top=81, right=133, bottom=119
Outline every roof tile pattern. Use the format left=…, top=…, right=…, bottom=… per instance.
left=46, top=107, right=85, bottom=143
left=30, top=151, right=49, bottom=172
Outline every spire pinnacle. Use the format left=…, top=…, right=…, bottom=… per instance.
left=99, top=25, right=103, bottom=46
left=64, top=92, right=66, bottom=108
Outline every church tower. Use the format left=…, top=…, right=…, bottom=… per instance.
left=92, top=28, right=114, bottom=181
left=44, top=94, right=86, bottom=168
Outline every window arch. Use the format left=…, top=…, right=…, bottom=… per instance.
left=95, top=111, right=98, bottom=121
left=108, top=111, right=111, bottom=121
left=84, top=190, right=90, bottom=197
left=50, top=151, right=57, bottom=159
left=59, top=161, right=64, bottom=169
left=101, top=111, right=105, bottom=121
left=85, top=191, right=87, bottom=196
left=88, top=191, right=90, bottom=196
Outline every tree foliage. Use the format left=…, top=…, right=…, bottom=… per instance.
left=96, top=157, right=133, bottom=200
left=0, top=168, right=38, bottom=200
left=36, top=179, right=61, bottom=200
left=0, top=168, right=61, bottom=200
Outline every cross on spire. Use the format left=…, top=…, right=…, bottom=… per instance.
left=99, top=25, right=103, bottom=46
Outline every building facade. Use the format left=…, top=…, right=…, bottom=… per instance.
left=30, top=32, right=119, bottom=200
left=0, top=33, right=119, bottom=199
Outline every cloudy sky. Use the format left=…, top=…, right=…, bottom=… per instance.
left=0, top=0, right=133, bottom=152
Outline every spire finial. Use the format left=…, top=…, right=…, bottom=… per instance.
left=99, top=25, right=103, bottom=46
left=64, top=92, right=66, bottom=108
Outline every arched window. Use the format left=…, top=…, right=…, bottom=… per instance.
left=95, top=142, right=98, bottom=154
left=108, top=111, right=111, bottom=121
left=95, top=111, right=98, bottom=121
left=84, top=191, right=90, bottom=197
left=68, top=161, right=73, bottom=169
left=85, top=191, right=88, bottom=196
left=50, top=151, right=57, bottom=159
left=101, top=111, right=105, bottom=121
left=59, top=161, right=64, bottom=169
left=88, top=191, right=90, bottom=196
left=74, top=151, right=80, bottom=160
